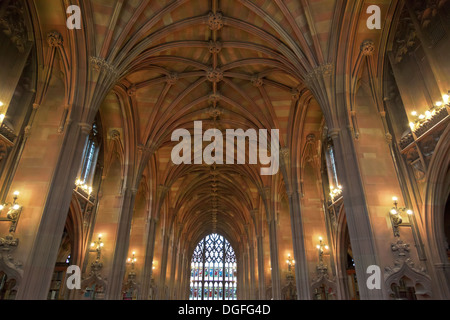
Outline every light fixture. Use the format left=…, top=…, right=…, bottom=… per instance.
left=0, top=101, right=3, bottom=107
left=90, top=234, right=104, bottom=261
left=0, top=190, right=23, bottom=234
left=316, top=237, right=329, bottom=267
left=127, top=251, right=137, bottom=270
left=443, top=94, right=449, bottom=104
left=0, top=114, right=5, bottom=124
left=389, top=196, right=413, bottom=237
left=75, top=178, right=93, bottom=195
left=435, top=101, right=443, bottom=107
left=329, top=185, right=343, bottom=201
left=411, top=111, right=417, bottom=116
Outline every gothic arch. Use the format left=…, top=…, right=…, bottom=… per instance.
left=423, top=125, right=450, bottom=299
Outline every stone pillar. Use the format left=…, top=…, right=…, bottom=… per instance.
left=157, top=233, right=170, bottom=299
left=16, top=122, right=91, bottom=299
left=268, top=219, right=281, bottom=300
left=176, top=249, right=186, bottom=299
left=249, top=243, right=256, bottom=299
left=106, top=187, right=138, bottom=299
left=288, top=190, right=311, bottom=300
left=329, top=127, right=384, bottom=299
left=256, top=235, right=266, bottom=300
left=243, top=249, right=249, bottom=299
left=141, top=217, right=158, bottom=299
left=168, top=241, right=178, bottom=299
left=183, top=256, right=190, bottom=299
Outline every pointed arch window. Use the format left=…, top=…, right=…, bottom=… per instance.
left=325, top=140, right=339, bottom=189
left=78, top=123, right=100, bottom=187
left=189, top=233, right=237, bottom=300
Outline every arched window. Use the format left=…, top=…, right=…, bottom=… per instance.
left=189, top=233, right=237, bottom=300
left=78, top=123, right=100, bottom=187
left=325, top=141, right=339, bottom=189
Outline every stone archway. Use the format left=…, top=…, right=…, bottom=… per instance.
left=423, top=126, right=450, bottom=299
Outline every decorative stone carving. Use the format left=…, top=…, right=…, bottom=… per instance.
left=392, top=10, right=417, bottom=64
left=157, top=185, right=170, bottom=199
left=207, top=11, right=224, bottom=31
left=291, top=87, right=301, bottom=101
left=109, top=129, right=121, bottom=140
left=391, top=238, right=410, bottom=258
left=361, top=40, right=375, bottom=56
left=127, top=85, right=136, bottom=96
left=165, top=72, right=179, bottom=85
left=0, top=0, right=28, bottom=52
left=208, top=92, right=221, bottom=103
left=304, top=63, right=333, bottom=87
left=47, top=31, right=63, bottom=48
left=206, top=67, right=223, bottom=83
left=251, top=75, right=264, bottom=87
left=90, top=56, right=118, bottom=78
left=384, top=237, right=431, bottom=299
left=0, top=140, right=8, bottom=161
left=208, top=40, right=222, bottom=54
left=208, top=105, right=222, bottom=119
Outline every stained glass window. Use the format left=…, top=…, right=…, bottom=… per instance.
left=189, top=233, right=237, bottom=300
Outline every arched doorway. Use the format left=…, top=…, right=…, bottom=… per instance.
left=189, top=233, right=237, bottom=300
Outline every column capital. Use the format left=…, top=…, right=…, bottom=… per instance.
left=78, top=122, right=92, bottom=135
left=329, top=128, right=341, bottom=140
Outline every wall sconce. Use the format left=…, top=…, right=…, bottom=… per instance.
left=127, top=252, right=137, bottom=270
left=389, top=197, right=413, bottom=237
left=0, top=191, right=23, bottom=234
left=316, top=237, right=329, bottom=266
left=286, top=254, right=295, bottom=273
left=90, top=234, right=104, bottom=261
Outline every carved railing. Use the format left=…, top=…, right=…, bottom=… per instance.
left=399, top=105, right=449, bottom=182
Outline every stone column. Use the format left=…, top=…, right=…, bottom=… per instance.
left=168, top=241, right=178, bottom=299
left=268, top=219, right=281, bottom=300
left=288, top=189, right=311, bottom=299
left=16, top=122, right=92, bottom=299
left=183, top=256, right=190, bottom=299
left=157, top=233, right=170, bottom=299
left=176, top=249, right=186, bottom=299
left=329, top=127, right=384, bottom=299
left=141, top=217, right=158, bottom=299
left=106, top=187, right=138, bottom=299
left=249, top=243, right=256, bottom=299
left=243, top=249, right=249, bottom=299
left=256, top=235, right=265, bottom=300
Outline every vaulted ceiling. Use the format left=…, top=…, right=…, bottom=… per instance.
left=90, top=0, right=338, bottom=247
left=29, top=0, right=346, bottom=250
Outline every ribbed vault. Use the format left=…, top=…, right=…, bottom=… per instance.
left=88, top=0, right=339, bottom=252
